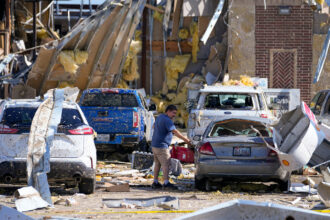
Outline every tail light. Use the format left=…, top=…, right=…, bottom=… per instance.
left=90, top=157, right=94, bottom=169
left=0, top=125, right=19, bottom=134
left=133, top=112, right=139, bottom=128
left=268, top=149, right=277, bottom=157
left=199, top=142, right=215, bottom=156
left=260, top=114, right=268, bottom=118
left=68, top=125, right=93, bottom=135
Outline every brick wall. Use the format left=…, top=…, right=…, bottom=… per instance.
left=255, top=5, right=313, bottom=102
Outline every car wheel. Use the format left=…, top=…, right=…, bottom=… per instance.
left=79, top=178, right=95, bottom=194
left=279, top=179, right=291, bottom=192
left=195, top=177, right=206, bottom=191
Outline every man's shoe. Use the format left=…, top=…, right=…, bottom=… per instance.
left=151, top=182, right=162, bottom=189
left=163, top=182, right=177, bottom=189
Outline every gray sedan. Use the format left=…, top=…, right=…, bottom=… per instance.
left=194, top=116, right=291, bottom=191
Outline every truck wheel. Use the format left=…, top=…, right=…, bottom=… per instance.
left=79, top=178, right=95, bottom=194
left=195, top=177, right=206, bottom=191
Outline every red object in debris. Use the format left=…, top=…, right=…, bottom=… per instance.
left=171, top=144, right=194, bottom=163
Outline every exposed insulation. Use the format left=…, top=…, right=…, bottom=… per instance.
left=58, top=82, right=74, bottom=88
left=122, top=40, right=142, bottom=82
left=178, top=28, right=189, bottom=39
left=167, top=78, right=178, bottom=90
left=117, top=79, right=129, bottom=89
left=166, top=93, right=176, bottom=100
left=59, top=51, right=78, bottom=74
left=190, top=22, right=199, bottom=63
left=135, top=30, right=142, bottom=41
left=37, top=29, right=48, bottom=40
left=153, top=6, right=164, bottom=23
left=222, top=75, right=254, bottom=87
left=74, top=50, right=88, bottom=64
left=151, top=96, right=167, bottom=113
left=165, top=55, right=191, bottom=90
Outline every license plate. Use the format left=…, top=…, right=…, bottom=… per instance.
left=96, top=134, right=110, bottom=142
left=233, top=147, right=251, bottom=156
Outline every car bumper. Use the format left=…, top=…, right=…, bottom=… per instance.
left=196, top=158, right=290, bottom=182
left=0, top=160, right=95, bottom=183
left=95, top=134, right=140, bottom=145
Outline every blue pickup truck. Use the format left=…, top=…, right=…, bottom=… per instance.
left=79, top=88, right=154, bottom=152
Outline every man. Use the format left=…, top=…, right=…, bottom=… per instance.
left=151, top=105, right=191, bottom=189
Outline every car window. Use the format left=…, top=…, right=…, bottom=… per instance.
left=204, top=93, right=254, bottom=110
left=208, top=119, right=271, bottom=137
left=2, top=107, right=84, bottom=127
left=311, top=92, right=326, bottom=115
left=325, top=96, right=330, bottom=115
left=81, top=93, right=138, bottom=107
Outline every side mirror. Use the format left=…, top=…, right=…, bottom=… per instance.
left=148, top=104, right=156, bottom=111
left=193, top=135, right=202, bottom=141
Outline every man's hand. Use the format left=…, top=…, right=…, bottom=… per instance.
left=172, top=129, right=191, bottom=145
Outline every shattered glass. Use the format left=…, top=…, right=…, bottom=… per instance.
left=208, top=119, right=271, bottom=137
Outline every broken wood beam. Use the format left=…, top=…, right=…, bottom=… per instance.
left=147, top=40, right=192, bottom=53
left=145, top=3, right=164, bottom=13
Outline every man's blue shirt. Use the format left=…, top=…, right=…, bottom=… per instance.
left=151, top=114, right=176, bottom=148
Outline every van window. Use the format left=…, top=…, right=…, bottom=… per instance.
left=2, top=107, right=84, bottom=127
left=204, top=93, right=254, bottom=110
left=81, top=93, right=138, bottom=107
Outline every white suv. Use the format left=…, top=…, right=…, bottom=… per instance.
left=188, top=86, right=273, bottom=140
left=0, top=99, right=97, bottom=194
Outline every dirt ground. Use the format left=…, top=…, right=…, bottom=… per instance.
left=0, top=161, right=326, bottom=220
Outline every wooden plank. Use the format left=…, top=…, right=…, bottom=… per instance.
left=100, top=1, right=141, bottom=87
left=170, top=0, right=183, bottom=40
left=145, top=3, right=164, bottom=13
left=147, top=40, right=192, bottom=53
left=112, top=0, right=147, bottom=87
left=81, top=6, right=127, bottom=89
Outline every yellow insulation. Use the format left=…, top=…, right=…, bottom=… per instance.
left=178, top=28, right=189, bottom=40
left=151, top=96, right=167, bottom=113
left=122, top=40, right=142, bottom=82
left=74, top=50, right=88, bottom=64
left=37, top=29, right=48, bottom=40
left=58, top=81, right=74, bottom=88
left=190, top=22, right=199, bottom=63
left=153, top=6, right=164, bottom=23
left=117, top=79, right=129, bottom=89
left=222, top=75, right=255, bottom=87
left=165, top=55, right=191, bottom=91
left=59, top=50, right=78, bottom=74
left=166, top=93, right=176, bottom=100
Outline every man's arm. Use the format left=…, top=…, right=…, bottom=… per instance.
left=172, top=129, right=191, bottom=144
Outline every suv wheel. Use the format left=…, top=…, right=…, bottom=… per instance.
left=195, top=177, right=206, bottom=191
left=79, top=178, right=95, bottom=194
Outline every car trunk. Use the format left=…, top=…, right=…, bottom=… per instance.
left=208, top=137, right=272, bottom=159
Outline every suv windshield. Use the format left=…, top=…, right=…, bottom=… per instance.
left=2, top=107, right=84, bottom=127
left=204, top=93, right=255, bottom=110
left=81, top=93, right=139, bottom=107
left=208, top=119, right=270, bottom=137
